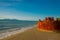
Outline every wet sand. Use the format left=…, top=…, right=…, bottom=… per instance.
left=1, top=27, right=60, bottom=40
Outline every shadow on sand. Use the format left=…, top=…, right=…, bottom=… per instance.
left=55, top=30, right=60, bottom=33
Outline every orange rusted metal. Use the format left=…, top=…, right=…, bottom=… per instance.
left=37, top=17, right=60, bottom=32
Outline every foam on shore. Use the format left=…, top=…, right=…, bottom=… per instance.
left=0, top=27, right=33, bottom=39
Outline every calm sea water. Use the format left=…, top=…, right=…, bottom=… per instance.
left=0, top=19, right=37, bottom=31
left=0, top=19, right=37, bottom=39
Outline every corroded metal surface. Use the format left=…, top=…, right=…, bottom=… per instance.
left=37, top=17, right=60, bottom=32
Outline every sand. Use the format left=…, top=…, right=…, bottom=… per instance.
left=1, top=27, right=60, bottom=40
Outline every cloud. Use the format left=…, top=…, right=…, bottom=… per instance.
left=0, top=0, right=21, bottom=7
left=0, top=0, right=21, bottom=2
left=0, top=2, right=11, bottom=7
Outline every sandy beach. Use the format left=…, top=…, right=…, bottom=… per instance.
left=1, top=27, right=60, bottom=40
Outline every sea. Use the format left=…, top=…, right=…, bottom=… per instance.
left=0, top=19, right=37, bottom=39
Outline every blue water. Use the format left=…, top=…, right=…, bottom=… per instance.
left=0, top=19, right=37, bottom=31
left=0, top=19, right=37, bottom=39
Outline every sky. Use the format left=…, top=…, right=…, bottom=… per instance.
left=0, top=0, right=60, bottom=21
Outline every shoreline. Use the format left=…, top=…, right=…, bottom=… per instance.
left=1, top=26, right=60, bottom=40
left=0, top=26, right=34, bottom=39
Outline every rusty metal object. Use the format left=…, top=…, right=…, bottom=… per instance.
left=37, top=17, right=60, bottom=32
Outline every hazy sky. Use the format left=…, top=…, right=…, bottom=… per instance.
left=0, top=0, right=60, bottom=20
